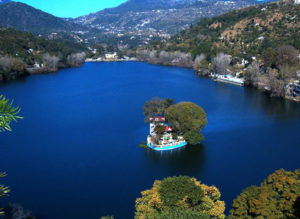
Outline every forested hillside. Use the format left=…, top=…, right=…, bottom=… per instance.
left=150, top=0, right=300, bottom=59
left=0, top=28, right=87, bottom=80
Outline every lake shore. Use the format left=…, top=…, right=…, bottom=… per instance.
left=85, top=57, right=138, bottom=62
left=135, top=57, right=300, bottom=103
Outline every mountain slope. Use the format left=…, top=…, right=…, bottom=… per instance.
left=149, top=0, right=300, bottom=59
left=0, top=2, right=87, bottom=34
left=76, top=0, right=258, bottom=35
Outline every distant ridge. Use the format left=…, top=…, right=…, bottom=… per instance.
left=0, top=2, right=87, bottom=34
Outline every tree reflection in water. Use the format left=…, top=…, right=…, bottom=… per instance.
left=144, top=144, right=206, bottom=176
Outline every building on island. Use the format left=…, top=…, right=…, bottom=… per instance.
left=147, top=116, right=187, bottom=151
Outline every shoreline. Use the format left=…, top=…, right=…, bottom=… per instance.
left=85, top=58, right=138, bottom=63
left=137, top=58, right=300, bottom=103
left=2, top=60, right=299, bottom=103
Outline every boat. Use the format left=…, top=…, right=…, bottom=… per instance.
left=215, top=74, right=244, bottom=86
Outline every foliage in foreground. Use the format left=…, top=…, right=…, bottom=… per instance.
left=0, top=95, right=23, bottom=132
left=0, top=173, right=9, bottom=216
left=135, top=176, right=225, bottom=219
left=230, top=169, right=300, bottom=219
left=0, top=95, right=22, bottom=216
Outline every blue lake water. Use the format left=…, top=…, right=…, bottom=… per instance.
left=0, top=62, right=299, bottom=218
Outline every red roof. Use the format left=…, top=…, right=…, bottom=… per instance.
left=149, top=117, right=165, bottom=122
left=165, top=126, right=173, bottom=132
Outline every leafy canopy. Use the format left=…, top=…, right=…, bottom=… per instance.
left=135, top=176, right=225, bottom=219
left=0, top=95, right=23, bottom=132
left=142, top=97, right=174, bottom=121
left=165, top=102, right=207, bottom=145
left=230, top=169, right=300, bottom=219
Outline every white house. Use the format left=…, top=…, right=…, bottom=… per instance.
left=294, top=0, right=300, bottom=4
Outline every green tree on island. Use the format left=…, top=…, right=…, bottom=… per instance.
left=0, top=95, right=22, bottom=215
left=135, top=176, right=225, bottom=219
left=165, top=102, right=207, bottom=145
left=230, top=169, right=300, bottom=219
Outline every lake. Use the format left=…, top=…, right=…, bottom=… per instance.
left=0, top=62, right=299, bottom=219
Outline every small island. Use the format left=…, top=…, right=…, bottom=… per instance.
left=143, top=97, right=207, bottom=150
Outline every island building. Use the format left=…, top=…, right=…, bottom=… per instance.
left=147, top=116, right=187, bottom=151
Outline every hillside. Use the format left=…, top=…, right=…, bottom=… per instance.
left=75, top=0, right=262, bottom=47
left=149, top=0, right=300, bottom=59
left=0, top=2, right=87, bottom=34
left=0, top=28, right=87, bottom=80
left=139, top=0, right=300, bottom=100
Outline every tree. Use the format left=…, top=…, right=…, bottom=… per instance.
left=153, top=124, right=166, bottom=144
left=262, top=47, right=277, bottom=68
left=276, top=45, right=299, bottom=68
left=244, top=62, right=262, bottom=86
left=135, top=176, right=225, bottom=219
left=193, top=54, right=206, bottom=69
left=230, top=169, right=300, bottom=219
left=142, top=97, right=174, bottom=121
left=0, top=173, right=9, bottom=216
left=42, top=53, right=60, bottom=71
left=67, top=52, right=86, bottom=66
left=212, top=53, right=231, bottom=75
left=183, top=131, right=204, bottom=146
left=0, top=95, right=23, bottom=132
left=165, top=102, right=207, bottom=145
left=0, top=96, right=22, bottom=215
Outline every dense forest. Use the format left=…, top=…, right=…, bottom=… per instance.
left=0, top=27, right=87, bottom=80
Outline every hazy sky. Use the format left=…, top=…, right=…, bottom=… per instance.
left=13, top=0, right=128, bottom=18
